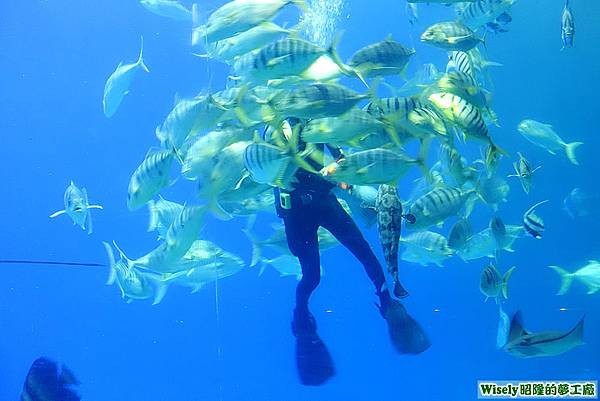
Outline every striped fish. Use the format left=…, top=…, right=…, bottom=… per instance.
left=400, top=231, right=454, bottom=267
left=323, top=148, right=421, bottom=185
left=243, top=142, right=298, bottom=188
left=523, top=200, right=548, bottom=239
left=420, top=21, right=483, bottom=51
left=232, top=37, right=345, bottom=84
left=561, top=0, right=575, bottom=50
left=408, top=186, right=477, bottom=230
left=301, top=108, right=385, bottom=145
left=457, top=0, right=516, bottom=30
left=489, top=215, right=506, bottom=244
left=349, top=35, right=416, bottom=79
left=191, top=0, right=304, bottom=45
left=365, top=96, right=447, bottom=141
left=432, top=70, right=492, bottom=111
left=127, top=149, right=174, bottom=211
left=507, top=152, right=541, bottom=194
left=428, top=92, right=504, bottom=162
left=480, top=263, right=516, bottom=303
left=448, top=218, right=472, bottom=251
left=164, top=204, right=208, bottom=261
left=156, top=94, right=228, bottom=151
left=265, top=82, right=372, bottom=121
left=447, top=51, right=475, bottom=78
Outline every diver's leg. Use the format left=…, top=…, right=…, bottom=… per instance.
left=319, top=194, right=386, bottom=291
left=283, top=209, right=335, bottom=385
left=283, top=212, right=321, bottom=312
left=320, top=195, right=431, bottom=354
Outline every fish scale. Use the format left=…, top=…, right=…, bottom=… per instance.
left=376, top=185, right=409, bottom=298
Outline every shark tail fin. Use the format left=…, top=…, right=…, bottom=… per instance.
left=549, top=265, right=574, bottom=295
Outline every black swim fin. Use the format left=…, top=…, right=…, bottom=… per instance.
left=393, top=279, right=409, bottom=299
left=291, top=309, right=335, bottom=386
left=377, top=291, right=431, bottom=354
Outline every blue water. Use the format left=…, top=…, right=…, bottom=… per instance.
left=1, top=1, right=599, bottom=400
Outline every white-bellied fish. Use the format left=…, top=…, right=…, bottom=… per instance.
left=421, top=21, right=483, bottom=51
left=400, top=231, right=454, bottom=267
left=322, top=148, right=422, bottom=186
left=348, top=35, right=416, bottom=80
left=191, top=0, right=304, bottom=45
left=522, top=200, right=548, bottom=239
left=301, top=108, right=385, bottom=145
left=376, top=185, right=413, bottom=298
left=507, top=152, right=540, bottom=194
left=231, top=37, right=346, bottom=84
left=199, top=22, right=290, bottom=63
left=50, top=181, right=103, bottom=234
left=504, top=311, right=584, bottom=358
left=140, top=0, right=192, bottom=21
left=182, top=126, right=254, bottom=180
left=479, top=263, right=516, bottom=303
left=103, top=242, right=167, bottom=304
left=550, top=261, right=600, bottom=295
left=156, top=94, right=228, bottom=151
left=103, top=36, right=149, bottom=118
left=517, top=119, right=583, bottom=165
left=127, top=149, right=174, bottom=211
left=259, top=254, right=318, bottom=280
left=561, top=0, right=575, bottom=50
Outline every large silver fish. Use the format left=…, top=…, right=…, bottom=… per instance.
left=376, top=185, right=414, bottom=298
left=504, top=311, right=584, bottom=358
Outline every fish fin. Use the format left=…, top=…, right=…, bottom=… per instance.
left=568, top=316, right=585, bottom=345
left=147, top=200, right=159, bottom=232
left=267, top=54, right=292, bottom=66
left=49, top=209, right=67, bottom=218
left=242, top=219, right=262, bottom=267
left=137, top=35, right=150, bottom=73
left=549, top=265, right=573, bottom=295
left=102, top=242, right=117, bottom=285
left=152, top=282, right=168, bottom=305
left=208, top=198, right=233, bottom=221
left=87, top=205, right=103, bottom=210
left=86, top=210, right=94, bottom=235
left=190, top=283, right=205, bottom=294
left=501, top=266, right=516, bottom=299
left=565, top=141, right=583, bottom=165
left=356, top=162, right=377, bottom=175
left=508, top=311, right=529, bottom=342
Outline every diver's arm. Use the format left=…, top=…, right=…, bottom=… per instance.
left=326, top=144, right=345, bottom=161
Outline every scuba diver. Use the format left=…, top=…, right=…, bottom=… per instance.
left=269, top=120, right=431, bottom=386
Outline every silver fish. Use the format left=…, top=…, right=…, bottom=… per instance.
left=103, top=36, right=149, bottom=118
left=49, top=181, right=103, bottom=234
left=561, top=0, right=575, bottom=50
left=448, top=218, right=471, bottom=251
left=479, top=263, right=516, bottom=303
left=507, top=152, right=540, bottom=194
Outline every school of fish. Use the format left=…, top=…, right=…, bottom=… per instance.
left=48, top=0, right=593, bottom=359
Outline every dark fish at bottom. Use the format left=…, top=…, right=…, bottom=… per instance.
left=21, top=357, right=80, bottom=401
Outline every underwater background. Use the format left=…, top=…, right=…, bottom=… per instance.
left=1, top=0, right=599, bottom=400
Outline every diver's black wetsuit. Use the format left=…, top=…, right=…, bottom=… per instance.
left=273, top=126, right=431, bottom=386
left=276, top=168, right=386, bottom=312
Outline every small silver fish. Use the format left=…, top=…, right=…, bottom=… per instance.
left=49, top=181, right=103, bottom=234
left=507, top=152, right=541, bottom=194
left=479, top=263, right=516, bottom=303
left=561, top=0, right=575, bottom=50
